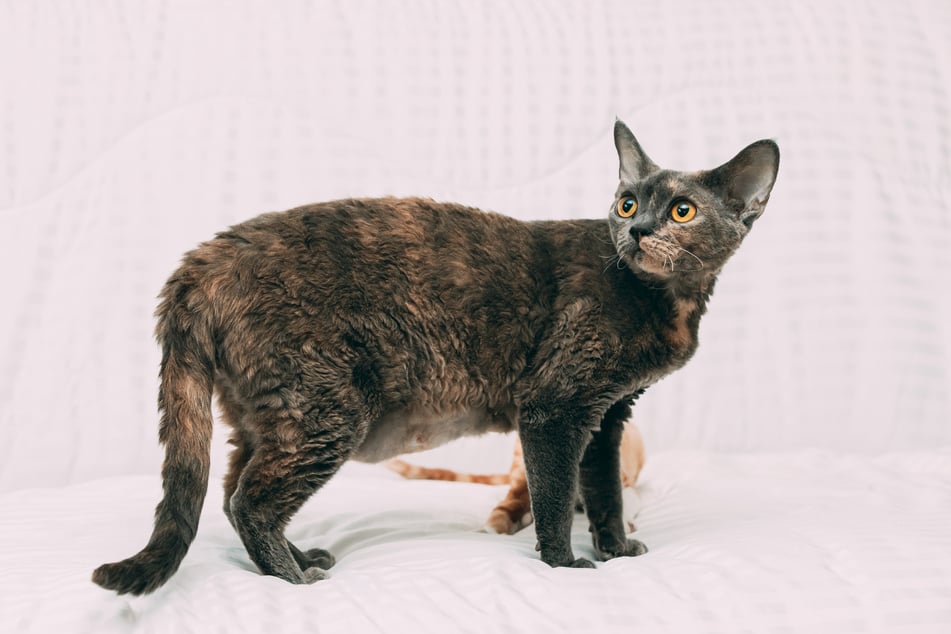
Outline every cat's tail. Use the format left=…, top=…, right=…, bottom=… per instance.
left=386, top=459, right=510, bottom=485
left=92, top=279, right=215, bottom=595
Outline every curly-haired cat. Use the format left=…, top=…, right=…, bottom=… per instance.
left=388, top=421, right=645, bottom=535
left=92, top=120, right=779, bottom=595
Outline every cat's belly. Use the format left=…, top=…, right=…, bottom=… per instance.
left=353, top=407, right=514, bottom=463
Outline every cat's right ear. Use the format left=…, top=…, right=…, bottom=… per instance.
left=614, top=119, right=658, bottom=182
left=705, top=139, right=780, bottom=228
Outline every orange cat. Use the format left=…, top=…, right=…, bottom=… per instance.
left=388, top=421, right=645, bottom=534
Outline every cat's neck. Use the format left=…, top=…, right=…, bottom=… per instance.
left=663, top=278, right=714, bottom=351
left=607, top=245, right=716, bottom=310
left=596, top=234, right=716, bottom=362
left=664, top=275, right=715, bottom=312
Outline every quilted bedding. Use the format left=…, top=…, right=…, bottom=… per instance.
left=4, top=449, right=951, bottom=633
left=1, top=1, right=950, bottom=632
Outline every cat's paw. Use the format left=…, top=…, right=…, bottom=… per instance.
left=569, top=557, right=596, bottom=569
left=595, top=537, right=648, bottom=561
left=301, top=566, right=330, bottom=583
left=301, top=547, right=335, bottom=570
left=536, top=545, right=597, bottom=569
left=621, top=487, right=641, bottom=533
left=289, top=542, right=336, bottom=572
left=481, top=510, right=533, bottom=535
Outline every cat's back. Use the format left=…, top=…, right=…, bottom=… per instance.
left=167, top=197, right=548, bottom=344
left=223, top=196, right=530, bottom=254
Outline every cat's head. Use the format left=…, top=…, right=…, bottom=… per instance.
left=608, top=120, right=779, bottom=292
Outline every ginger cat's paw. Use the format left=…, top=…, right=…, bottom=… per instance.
left=621, top=486, right=642, bottom=533
left=482, top=509, right=533, bottom=535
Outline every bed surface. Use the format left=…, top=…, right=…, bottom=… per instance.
left=4, top=448, right=950, bottom=633
left=1, top=0, right=950, bottom=632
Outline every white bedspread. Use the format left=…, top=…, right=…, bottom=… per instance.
left=4, top=449, right=950, bottom=633
left=2, top=0, right=950, bottom=632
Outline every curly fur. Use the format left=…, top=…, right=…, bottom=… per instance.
left=92, top=120, right=778, bottom=594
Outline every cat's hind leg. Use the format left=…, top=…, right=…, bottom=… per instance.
left=222, top=426, right=253, bottom=530
left=228, top=405, right=363, bottom=584
left=216, top=388, right=253, bottom=530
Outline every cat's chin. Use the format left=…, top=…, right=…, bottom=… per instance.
left=623, top=251, right=673, bottom=282
left=624, top=251, right=716, bottom=298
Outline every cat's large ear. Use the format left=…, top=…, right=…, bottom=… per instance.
left=615, top=119, right=658, bottom=182
left=705, top=140, right=780, bottom=228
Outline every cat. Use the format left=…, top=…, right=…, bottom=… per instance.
left=387, top=421, right=645, bottom=535
left=92, top=120, right=779, bottom=595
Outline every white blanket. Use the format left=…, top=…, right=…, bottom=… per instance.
left=4, top=450, right=951, bottom=633
left=1, top=0, right=950, bottom=631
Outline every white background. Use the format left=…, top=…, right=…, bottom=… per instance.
left=1, top=0, right=949, bottom=493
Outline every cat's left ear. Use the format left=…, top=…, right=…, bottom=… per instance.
left=615, top=119, right=659, bottom=182
left=705, top=139, right=780, bottom=228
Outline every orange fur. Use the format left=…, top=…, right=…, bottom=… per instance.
left=385, top=459, right=510, bottom=485
left=387, top=422, right=646, bottom=534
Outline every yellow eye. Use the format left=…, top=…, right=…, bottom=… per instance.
left=671, top=201, right=697, bottom=223
left=617, top=196, right=638, bottom=218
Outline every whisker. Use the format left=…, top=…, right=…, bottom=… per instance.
left=678, top=246, right=705, bottom=271
left=601, top=253, right=622, bottom=273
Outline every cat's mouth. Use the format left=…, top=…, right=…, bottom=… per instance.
left=624, top=236, right=704, bottom=277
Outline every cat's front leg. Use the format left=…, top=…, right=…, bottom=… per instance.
left=518, top=407, right=596, bottom=569
left=579, top=401, right=648, bottom=560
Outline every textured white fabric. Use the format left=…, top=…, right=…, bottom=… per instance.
left=1, top=0, right=950, bottom=632
left=3, top=451, right=951, bottom=634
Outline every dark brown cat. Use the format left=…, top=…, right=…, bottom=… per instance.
left=92, top=120, right=779, bottom=595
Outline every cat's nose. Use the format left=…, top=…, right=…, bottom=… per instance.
left=629, top=226, right=652, bottom=242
